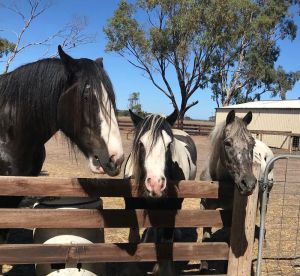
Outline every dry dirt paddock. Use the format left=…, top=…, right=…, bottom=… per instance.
left=2, top=130, right=300, bottom=275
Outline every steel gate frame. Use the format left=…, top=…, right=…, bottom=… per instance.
left=256, top=154, right=300, bottom=276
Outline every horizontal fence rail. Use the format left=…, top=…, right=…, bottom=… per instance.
left=0, top=172, right=261, bottom=276
left=0, top=209, right=231, bottom=229
left=0, top=176, right=226, bottom=198
left=118, top=120, right=214, bottom=136
left=0, top=243, right=229, bottom=264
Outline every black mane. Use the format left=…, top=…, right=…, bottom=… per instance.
left=0, top=59, right=66, bottom=134
left=0, top=57, right=116, bottom=141
left=132, top=114, right=174, bottom=154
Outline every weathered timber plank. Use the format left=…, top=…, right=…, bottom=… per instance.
left=227, top=164, right=260, bottom=276
left=0, top=209, right=231, bottom=228
left=0, top=242, right=229, bottom=264
left=0, top=176, right=221, bottom=198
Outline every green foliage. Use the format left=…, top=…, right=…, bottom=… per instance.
left=208, top=0, right=299, bottom=106
left=0, top=38, right=15, bottom=58
left=128, top=91, right=146, bottom=116
left=105, top=0, right=299, bottom=113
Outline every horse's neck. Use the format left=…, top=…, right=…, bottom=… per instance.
left=170, top=137, right=196, bottom=180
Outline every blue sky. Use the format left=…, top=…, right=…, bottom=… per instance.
left=0, top=0, right=299, bottom=119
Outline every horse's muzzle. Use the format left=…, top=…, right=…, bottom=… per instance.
left=237, top=174, right=257, bottom=196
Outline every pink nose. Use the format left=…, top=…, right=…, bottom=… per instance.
left=145, top=176, right=166, bottom=196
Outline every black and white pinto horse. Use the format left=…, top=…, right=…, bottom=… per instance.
left=123, top=110, right=197, bottom=276
left=0, top=46, right=124, bottom=226
left=200, top=110, right=274, bottom=272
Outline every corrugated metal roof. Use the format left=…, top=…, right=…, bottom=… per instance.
left=218, top=100, right=300, bottom=109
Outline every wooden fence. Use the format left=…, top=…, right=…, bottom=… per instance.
left=119, top=120, right=300, bottom=150
left=0, top=166, right=260, bottom=275
left=118, top=120, right=214, bottom=136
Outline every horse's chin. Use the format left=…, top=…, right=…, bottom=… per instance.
left=149, top=192, right=163, bottom=198
left=88, top=158, right=105, bottom=174
left=237, top=185, right=254, bottom=196
left=145, top=190, right=165, bottom=198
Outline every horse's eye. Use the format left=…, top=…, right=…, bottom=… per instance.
left=224, top=140, right=232, bottom=147
left=85, top=84, right=91, bottom=89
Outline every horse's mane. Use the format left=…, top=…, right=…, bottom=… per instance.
left=130, top=114, right=174, bottom=188
left=0, top=57, right=116, bottom=139
left=0, top=59, right=66, bottom=132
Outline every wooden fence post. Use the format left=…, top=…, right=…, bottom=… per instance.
left=227, top=164, right=260, bottom=276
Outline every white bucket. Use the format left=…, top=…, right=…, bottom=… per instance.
left=33, top=197, right=106, bottom=276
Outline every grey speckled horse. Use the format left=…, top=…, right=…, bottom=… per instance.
left=200, top=110, right=274, bottom=273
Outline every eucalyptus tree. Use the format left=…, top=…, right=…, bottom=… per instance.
left=105, top=0, right=299, bottom=119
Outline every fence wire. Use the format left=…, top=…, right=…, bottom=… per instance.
left=255, top=154, right=300, bottom=276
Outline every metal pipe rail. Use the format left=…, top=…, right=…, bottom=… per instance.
left=256, top=154, right=300, bottom=276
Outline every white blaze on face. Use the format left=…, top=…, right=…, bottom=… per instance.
left=141, top=130, right=172, bottom=196
left=90, top=83, right=124, bottom=173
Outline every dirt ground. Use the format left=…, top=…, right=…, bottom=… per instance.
left=2, top=130, right=300, bottom=275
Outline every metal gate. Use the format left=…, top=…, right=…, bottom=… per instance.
left=256, top=154, right=300, bottom=276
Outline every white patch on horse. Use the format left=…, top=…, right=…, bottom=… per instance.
left=170, top=138, right=196, bottom=180
left=141, top=129, right=171, bottom=195
left=254, top=139, right=274, bottom=181
left=98, top=84, right=123, bottom=160
left=172, top=129, right=189, bottom=137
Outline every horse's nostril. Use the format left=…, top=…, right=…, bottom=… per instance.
left=109, top=155, right=114, bottom=163
left=110, top=154, right=124, bottom=167
left=160, top=177, right=166, bottom=191
left=146, top=177, right=151, bottom=184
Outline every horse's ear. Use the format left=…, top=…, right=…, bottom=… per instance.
left=166, top=109, right=178, bottom=126
left=95, top=58, right=104, bottom=68
left=129, top=109, right=143, bottom=127
left=226, top=110, right=235, bottom=125
left=58, top=45, right=76, bottom=73
left=243, top=111, right=252, bottom=125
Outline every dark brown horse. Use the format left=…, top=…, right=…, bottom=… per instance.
left=0, top=46, right=124, bottom=240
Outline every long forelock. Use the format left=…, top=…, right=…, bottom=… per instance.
left=134, top=115, right=173, bottom=154
left=66, top=59, right=116, bottom=136
left=130, top=114, right=173, bottom=185
left=209, top=117, right=254, bottom=166
left=95, top=63, right=116, bottom=111
left=226, top=118, right=254, bottom=147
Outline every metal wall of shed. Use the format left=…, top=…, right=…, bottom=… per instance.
left=215, top=109, right=300, bottom=149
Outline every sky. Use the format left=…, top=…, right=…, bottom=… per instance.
left=0, top=0, right=300, bottom=120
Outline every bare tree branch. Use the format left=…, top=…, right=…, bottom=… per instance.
left=1, top=0, right=96, bottom=73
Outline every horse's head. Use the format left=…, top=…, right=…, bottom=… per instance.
left=129, top=109, right=178, bottom=198
left=220, top=110, right=257, bottom=195
left=57, top=46, right=124, bottom=176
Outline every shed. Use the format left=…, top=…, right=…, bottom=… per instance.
left=215, top=100, right=300, bottom=150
